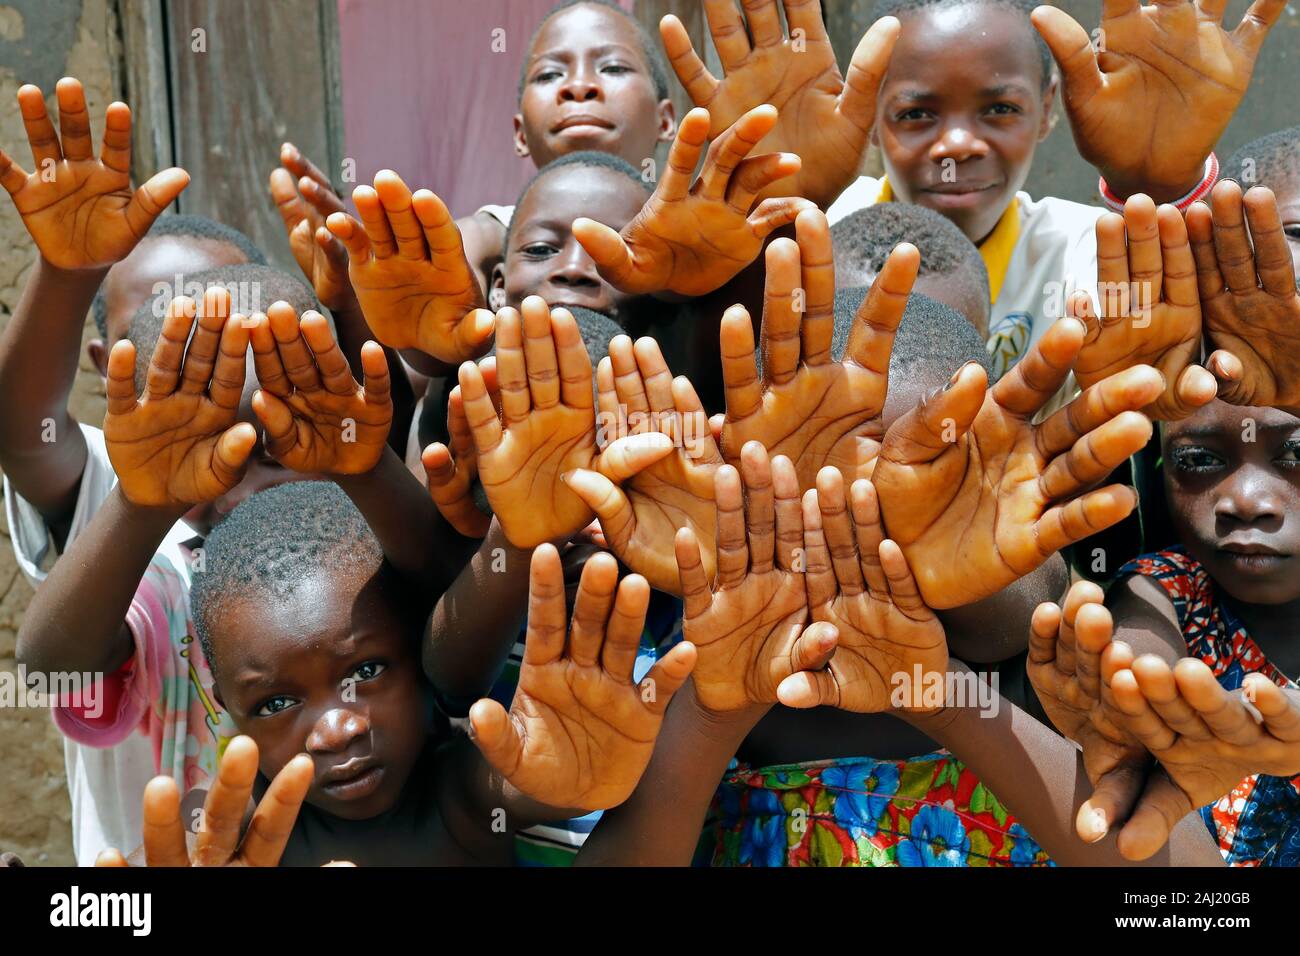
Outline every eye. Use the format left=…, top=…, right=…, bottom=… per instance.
left=986, top=102, right=1021, bottom=116
left=1276, top=441, right=1300, bottom=468
left=600, top=63, right=632, bottom=76
left=895, top=108, right=930, bottom=122
left=347, top=661, right=386, bottom=684
left=1283, top=224, right=1300, bottom=242
left=256, top=695, right=298, bottom=718
left=532, top=68, right=562, bottom=84
left=520, top=242, right=559, bottom=259
left=1170, top=445, right=1224, bottom=474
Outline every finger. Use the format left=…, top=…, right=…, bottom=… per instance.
left=1121, top=195, right=1162, bottom=318
left=991, top=316, right=1086, bottom=418
left=1094, top=213, right=1131, bottom=305
left=777, top=630, right=846, bottom=709
left=761, top=238, right=804, bottom=385
left=351, top=184, right=398, bottom=259
left=1030, top=7, right=1103, bottom=105
left=659, top=16, right=720, bottom=108
left=1116, top=770, right=1193, bottom=862
left=1186, top=200, right=1227, bottom=303
left=98, top=100, right=133, bottom=174
left=1034, top=484, right=1138, bottom=556
left=522, top=544, right=569, bottom=665
left=768, top=455, right=802, bottom=574
left=676, top=526, right=713, bottom=620
left=879, top=538, right=929, bottom=617
left=1156, top=203, right=1200, bottom=312
left=299, top=174, right=348, bottom=218
left=633, top=336, right=676, bottom=416
left=1174, top=657, right=1259, bottom=746
left=1035, top=364, right=1163, bottom=459
left=126, top=168, right=190, bottom=241
left=1208, top=179, right=1258, bottom=294
left=180, top=287, right=233, bottom=395
left=660, top=107, right=709, bottom=202
left=640, top=642, right=698, bottom=715
left=144, top=296, right=197, bottom=401
left=720, top=304, right=762, bottom=419
left=422, top=443, right=489, bottom=538
left=1232, top=0, right=1287, bottom=56
left=837, top=16, right=901, bottom=128
left=269, top=166, right=309, bottom=233
left=325, top=211, right=373, bottom=264
left=458, top=361, right=504, bottom=456
left=1242, top=186, right=1299, bottom=296
left=550, top=307, right=594, bottom=410
left=713, top=464, right=748, bottom=588
left=1249, top=679, right=1300, bottom=742
left=731, top=157, right=803, bottom=216
left=572, top=218, right=638, bottom=291
left=674, top=375, right=724, bottom=463
left=796, top=208, right=836, bottom=366
left=1028, top=602, right=1063, bottom=667
left=593, top=432, right=675, bottom=482
left=879, top=361, right=987, bottom=466
left=409, top=188, right=464, bottom=266
left=783, top=0, right=831, bottom=39
left=95, top=849, right=129, bottom=868
left=105, top=341, right=141, bottom=415
left=251, top=385, right=296, bottom=460
left=280, top=142, right=336, bottom=192
left=520, top=296, right=562, bottom=410
left=17, top=84, right=62, bottom=168
left=844, top=242, right=918, bottom=373
left=141, top=776, right=190, bottom=867
left=300, top=311, right=359, bottom=396
left=1109, top=666, right=1178, bottom=752
left=0, top=146, right=28, bottom=196
left=1037, top=410, right=1153, bottom=501
left=194, top=734, right=260, bottom=865
left=1071, top=600, right=1113, bottom=700
left=248, top=313, right=291, bottom=399
left=702, top=0, right=752, bottom=69
left=372, top=170, right=428, bottom=260
left=700, top=105, right=778, bottom=204
left=238, top=753, right=313, bottom=867
left=564, top=469, right=635, bottom=557
left=211, top=424, right=257, bottom=488
left=609, top=334, right=651, bottom=418
left=569, top=551, right=620, bottom=669
left=1131, top=654, right=1214, bottom=740
left=603, top=573, right=651, bottom=683
left=1077, top=760, right=1146, bottom=844
left=801, top=487, right=836, bottom=606
left=267, top=301, right=322, bottom=393
left=816, top=466, right=863, bottom=595
left=54, top=77, right=93, bottom=162
left=740, top=442, right=776, bottom=573
left=467, top=698, right=524, bottom=779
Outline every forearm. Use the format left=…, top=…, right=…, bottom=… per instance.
left=940, top=554, right=1069, bottom=663
left=0, top=257, right=103, bottom=516
left=576, top=683, right=768, bottom=866
left=903, top=659, right=1223, bottom=866
left=15, top=485, right=181, bottom=676
left=422, top=518, right=531, bottom=711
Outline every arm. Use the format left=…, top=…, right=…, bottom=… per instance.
left=902, top=658, right=1224, bottom=865
left=939, top=552, right=1068, bottom=664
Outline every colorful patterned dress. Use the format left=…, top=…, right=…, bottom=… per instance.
left=703, top=752, right=1053, bottom=867
left=1121, top=547, right=1300, bottom=866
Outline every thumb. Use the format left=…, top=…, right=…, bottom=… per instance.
left=126, top=167, right=190, bottom=239
left=594, top=431, right=674, bottom=482
left=468, top=698, right=523, bottom=778
left=251, top=389, right=296, bottom=457
left=1076, top=759, right=1146, bottom=844
left=562, top=468, right=635, bottom=552
left=1030, top=6, right=1102, bottom=105
left=1115, top=770, right=1193, bottom=862
left=573, top=217, right=641, bottom=291
left=212, top=422, right=257, bottom=487
left=881, top=360, right=986, bottom=466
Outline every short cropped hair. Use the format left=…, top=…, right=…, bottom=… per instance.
left=505, top=150, right=651, bottom=252
left=1222, top=125, right=1300, bottom=195
left=832, top=287, right=991, bottom=382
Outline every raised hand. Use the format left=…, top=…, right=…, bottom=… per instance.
left=0, top=77, right=189, bottom=270
left=1190, top=180, right=1300, bottom=416
left=104, top=287, right=256, bottom=507
left=777, top=468, right=947, bottom=714
left=573, top=106, right=811, bottom=296
left=873, top=315, right=1160, bottom=609
left=95, top=736, right=313, bottom=868
left=660, top=2, right=899, bottom=208
left=248, top=301, right=392, bottom=475
left=1074, top=195, right=1215, bottom=420
left=326, top=170, right=492, bottom=363
left=1027, top=582, right=1152, bottom=843
left=719, top=208, right=915, bottom=491
left=1106, top=651, right=1300, bottom=861
left=269, top=143, right=355, bottom=312
left=1032, top=0, right=1286, bottom=200
left=457, top=297, right=673, bottom=548
left=421, top=363, right=498, bottom=539
left=468, top=546, right=697, bottom=811
left=675, top=442, right=838, bottom=713
left=565, top=335, right=723, bottom=594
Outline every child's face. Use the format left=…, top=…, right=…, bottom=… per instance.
left=1163, top=400, right=1300, bottom=605
left=208, top=562, right=429, bottom=821
left=497, top=165, right=645, bottom=317
left=1276, top=181, right=1300, bottom=277
left=515, top=2, right=673, bottom=168
left=93, top=236, right=248, bottom=376
left=873, top=5, right=1053, bottom=244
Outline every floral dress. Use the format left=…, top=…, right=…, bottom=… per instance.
left=1121, top=547, right=1300, bottom=866
left=703, top=752, right=1053, bottom=867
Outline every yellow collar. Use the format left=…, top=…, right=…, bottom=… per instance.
left=875, top=177, right=1020, bottom=305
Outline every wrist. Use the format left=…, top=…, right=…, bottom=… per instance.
left=1099, top=154, right=1218, bottom=211
left=112, top=485, right=189, bottom=527
left=683, top=680, right=771, bottom=744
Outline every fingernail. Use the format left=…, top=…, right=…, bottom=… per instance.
left=944, top=362, right=969, bottom=391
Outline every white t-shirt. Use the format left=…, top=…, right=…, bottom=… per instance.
left=4, top=421, right=198, bottom=865
left=827, top=177, right=1104, bottom=384
left=476, top=204, right=514, bottom=229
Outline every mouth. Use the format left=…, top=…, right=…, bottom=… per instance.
left=919, top=182, right=1000, bottom=208
left=552, top=113, right=615, bottom=134
left=320, top=757, right=384, bottom=800
left=1216, top=540, right=1290, bottom=573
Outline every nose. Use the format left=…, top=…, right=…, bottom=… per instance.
left=929, top=123, right=989, bottom=166
left=559, top=67, right=601, bottom=103
left=1213, top=466, right=1284, bottom=528
left=306, top=707, right=371, bottom=755
left=548, top=239, right=601, bottom=288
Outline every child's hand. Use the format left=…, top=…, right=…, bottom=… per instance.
left=1032, top=0, right=1284, bottom=201
left=457, top=297, right=673, bottom=548
left=248, top=302, right=392, bottom=475
left=573, top=106, right=811, bottom=296
left=1190, top=181, right=1300, bottom=417
left=777, top=468, right=947, bottom=714
left=1074, top=195, right=1215, bottom=420
left=720, top=208, right=915, bottom=491
left=1105, top=652, right=1300, bottom=861
left=1028, top=582, right=1153, bottom=843
left=421, top=366, right=497, bottom=539
left=564, top=336, right=723, bottom=594
left=95, top=736, right=313, bottom=867
left=104, top=288, right=256, bottom=507
left=326, top=171, right=492, bottom=363
left=0, top=78, right=189, bottom=270
left=659, top=4, right=899, bottom=208
left=873, top=316, right=1160, bottom=609
left=676, top=443, right=838, bottom=714
left=269, top=143, right=356, bottom=312
left=468, top=546, right=697, bottom=812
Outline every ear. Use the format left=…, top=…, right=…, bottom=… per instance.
left=513, top=114, right=531, bottom=159
left=87, top=338, right=109, bottom=379
left=655, top=99, right=677, bottom=144
left=489, top=263, right=509, bottom=312
left=1038, top=75, right=1059, bottom=143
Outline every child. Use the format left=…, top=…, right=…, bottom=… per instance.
left=830, top=202, right=991, bottom=337
left=0, top=78, right=262, bottom=586
left=95, top=483, right=695, bottom=865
